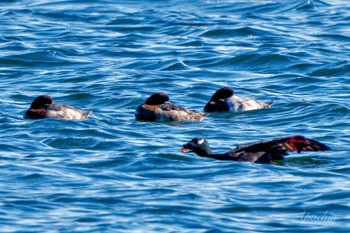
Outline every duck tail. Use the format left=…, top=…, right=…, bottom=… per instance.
left=266, top=100, right=274, bottom=108
left=83, top=110, right=92, bottom=119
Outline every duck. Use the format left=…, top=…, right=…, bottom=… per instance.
left=181, top=135, right=330, bottom=163
left=135, top=92, right=207, bottom=122
left=24, top=94, right=92, bottom=120
left=204, top=87, right=273, bottom=112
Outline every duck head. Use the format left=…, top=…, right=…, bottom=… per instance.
left=181, top=137, right=212, bottom=157
left=210, top=87, right=234, bottom=102
left=204, top=87, right=234, bottom=112
left=145, top=92, right=170, bottom=105
left=30, top=94, right=54, bottom=109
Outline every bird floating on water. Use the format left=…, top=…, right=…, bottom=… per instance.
left=204, top=87, right=273, bottom=112
left=181, top=135, right=330, bottom=163
left=135, top=92, right=207, bottom=122
left=25, top=94, right=92, bottom=120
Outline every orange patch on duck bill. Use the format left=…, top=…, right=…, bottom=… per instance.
left=180, top=148, right=190, bottom=153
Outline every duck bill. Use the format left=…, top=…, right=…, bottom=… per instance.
left=180, top=147, right=190, bottom=153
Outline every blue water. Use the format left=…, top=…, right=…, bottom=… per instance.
left=1, top=0, right=349, bottom=232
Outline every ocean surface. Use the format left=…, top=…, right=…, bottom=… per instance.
left=0, top=0, right=349, bottom=232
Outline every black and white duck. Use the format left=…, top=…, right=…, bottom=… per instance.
left=181, top=135, right=330, bottom=163
left=204, top=87, right=273, bottom=112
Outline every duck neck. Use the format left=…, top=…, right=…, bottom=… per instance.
left=196, top=147, right=212, bottom=157
left=209, top=153, right=235, bottom=161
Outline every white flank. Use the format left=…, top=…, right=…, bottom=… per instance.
left=227, top=95, right=270, bottom=112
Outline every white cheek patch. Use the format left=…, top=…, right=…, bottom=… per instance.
left=197, top=138, right=205, bottom=145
